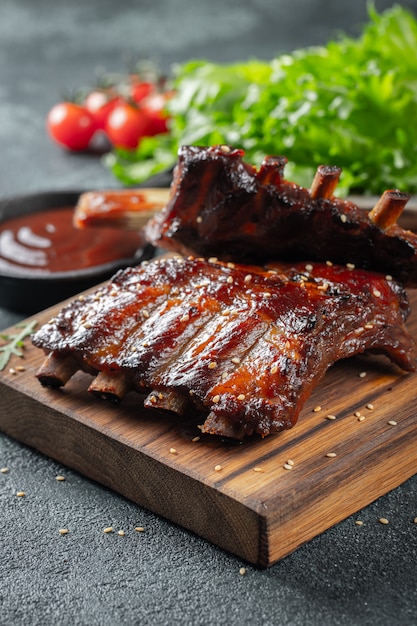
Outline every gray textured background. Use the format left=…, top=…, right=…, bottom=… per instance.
left=1, top=1, right=417, bottom=624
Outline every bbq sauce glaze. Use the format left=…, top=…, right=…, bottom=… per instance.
left=0, top=207, right=144, bottom=274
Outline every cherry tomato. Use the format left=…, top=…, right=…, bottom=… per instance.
left=84, top=90, right=120, bottom=130
left=47, top=102, right=96, bottom=151
left=105, top=102, right=155, bottom=149
left=130, top=80, right=154, bottom=104
left=140, top=106, right=169, bottom=135
left=140, top=93, right=170, bottom=135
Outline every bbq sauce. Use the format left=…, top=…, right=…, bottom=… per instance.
left=0, top=207, right=144, bottom=274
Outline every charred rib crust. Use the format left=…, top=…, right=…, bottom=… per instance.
left=145, top=145, right=417, bottom=285
left=32, top=256, right=416, bottom=439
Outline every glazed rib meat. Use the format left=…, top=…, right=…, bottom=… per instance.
left=32, top=256, right=415, bottom=439
left=143, top=145, right=417, bottom=286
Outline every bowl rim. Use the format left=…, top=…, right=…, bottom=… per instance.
left=0, top=189, right=150, bottom=281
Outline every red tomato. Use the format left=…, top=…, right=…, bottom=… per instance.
left=140, top=93, right=170, bottom=135
left=105, top=102, right=155, bottom=149
left=140, top=106, right=169, bottom=135
left=84, top=90, right=120, bottom=130
left=130, top=80, right=154, bottom=104
left=47, top=102, right=96, bottom=151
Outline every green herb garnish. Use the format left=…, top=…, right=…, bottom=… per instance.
left=107, top=5, right=417, bottom=195
left=0, top=320, right=38, bottom=371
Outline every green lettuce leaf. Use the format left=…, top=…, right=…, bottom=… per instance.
left=107, top=5, right=417, bottom=195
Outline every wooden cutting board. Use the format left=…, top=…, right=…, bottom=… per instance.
left=1, top=285, right=417, bottom=567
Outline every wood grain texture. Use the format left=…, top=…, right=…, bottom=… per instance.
left=1, top=280, right=417, bottom=567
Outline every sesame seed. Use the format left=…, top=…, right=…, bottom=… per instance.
left=379, top=517, right=389, bottom=525
left=58, top=529, right=68, bottom=535
left=220, top=145, right=231, bottom=153
left=385, top=274, right=393, bottom=281
left=313, top=405, right=322, bottom=412
left=55, top=475, right=65, bottom=481
left=346, top=262, right=355, bottom=270
left=373, top=289, right=382, bottom=298
left=270, top=364, right=278, bottom=374
left=239, top=567, right=247, bottom=576
left=103, top=527, right=113, bottom=533
left=222, top=309, right=230, bottom=316
left=196, top=216, right=203, bottom=223
left=364, top=323, right=374, bottom=329
left=340, top=214, right=347, bottom=223
left=237, top=394, right=246, bottom=401
left=413, top=518, right=417, bottom=525
left=212, top=395, right=220, bottom=404
left=227, top=262, right=235, bottom=269
left=263, top=292, right=272, bottom=298
left=142, top=341, right=149, bottom=347
left=358, top=415, right=366, bottom=422
left=214, top=464, right=222, bottom=471
left=191, top=436, right=200, bottom=443
left=0, top=467, right=9, bottom=473
left=355, top=520, right=364, bottom=526
left=388, top=420, right=398, bottom=426
left=16, top=491, right=25, bottom=497
left=208, top=257, right=218, bottom=263
left=326, top=452, right=337, bottom=458
left=135, top=526, right=145, bottom=532
left=208, top=361, right=217, bottom=369
left=305, top=264, right=313, bottom=272
left=8, top=368, right=16, bottom=375
left=326, top=414, right=336, bottom=420
left=359, top=371, right=367, bottom=378
left=15, top=365, right=26, bottom=372
left=180, top=314, right=190, bottom=322
left=354, top=411, right=361, bottom=418
left=326, top=260, right=333, bottom=266
left=143, top=310, right=150, bottom=318
left=286, top=459, right=295, bottom=466
left=253, top=467, right=263, bottom=472
left=317, top=283, right=329, bottom=291
left=169, top=448, right=177, bottom=454
left=78, top=295, right=85, bottom=301
left=231, top=357, right=241, bottom=364
left=118, top=530, right=125, bottom=536
left=226, top=276, right=234, bottom=284
left=366, top=403, right=374, bottom=410
left=283, top=463, right=293, bottom=470
left=149, top=395, right=157, bottom=404
left=244, top=274, right=252, bottom=284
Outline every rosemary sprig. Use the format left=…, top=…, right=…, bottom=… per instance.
left=0, top=320, right=38, bottom=371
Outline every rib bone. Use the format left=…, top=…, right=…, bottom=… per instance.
left=369, top=189, right=410, bottom=230
left=36, top=352, right=80, bottom=388
left=144, top=389, right=189, bottom=415
left=88, top=370, right=132, bottom=403
left=310, top=165, right=342, bottom=200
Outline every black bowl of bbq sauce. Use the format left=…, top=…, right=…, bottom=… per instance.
left=0, top=190, right=155, bottom=314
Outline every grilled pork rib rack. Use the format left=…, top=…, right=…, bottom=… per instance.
left=75, top=145, right=417, bottom=286
left=32, top=256, right=415, bottom=439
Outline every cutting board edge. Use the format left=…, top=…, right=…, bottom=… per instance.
left=0, top=379, right=268, bottom=565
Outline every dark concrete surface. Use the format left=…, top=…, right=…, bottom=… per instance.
left=1, top=1, right=417, bottom=624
